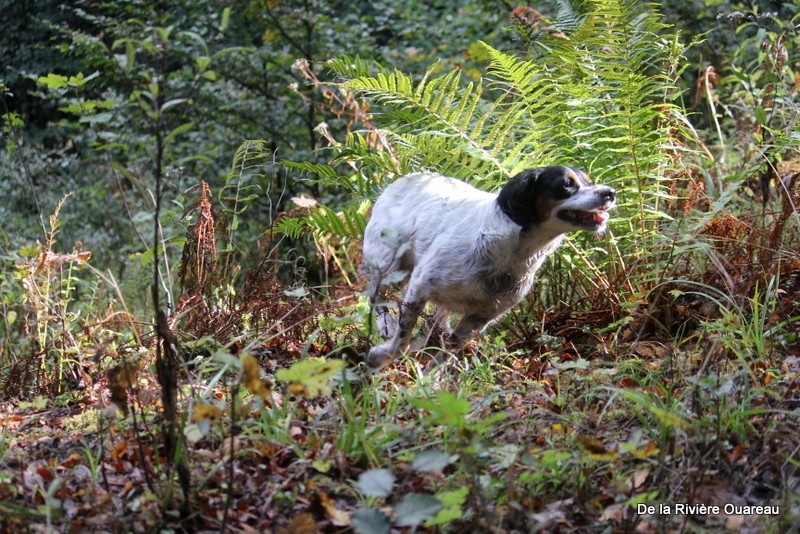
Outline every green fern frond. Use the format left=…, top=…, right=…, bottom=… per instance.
left=281, top=160, right=339, bottom=183
left=220, top=140, right=268, bottom=217
left=342, top=65, right=521, bottom=180
left=307, top=202, right=369, bottom=240
left=274, top=216, right=308, bottom=240
left=554, top=0, right=588, bottom=32
left=325, top=55, right=375, bottom=79
left=277, top=201, right=370, bottom=241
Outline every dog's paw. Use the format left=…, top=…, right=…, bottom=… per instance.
left=367, top=343, right=395, bottom=369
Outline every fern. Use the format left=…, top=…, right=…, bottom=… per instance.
left=308, top=203, right=369, bottom=240
left=275, top=200, right=369, bottom=242
left=220, top=140, right=268, bottom=234
left=333, top=63, right=523, bottom=183
left=216, top=139, right=269, bottom=277
left=274, top=216, right=308, bottom=240
left=314, top=0, right=691, bottom=304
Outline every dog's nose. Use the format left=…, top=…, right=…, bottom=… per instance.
left=600, top=187, right=616, bottom=203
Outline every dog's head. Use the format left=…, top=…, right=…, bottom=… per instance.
left=496, top=166, right=616, bottom=235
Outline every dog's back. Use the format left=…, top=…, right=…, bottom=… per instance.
left=363, top=172, right=495, bottom=286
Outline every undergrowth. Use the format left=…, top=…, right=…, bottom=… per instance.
left=1, top=1, right=799, bottom=532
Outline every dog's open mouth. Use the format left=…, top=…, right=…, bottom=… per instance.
left=558, top=207, right=610, bottom=228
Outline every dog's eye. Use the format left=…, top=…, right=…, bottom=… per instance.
left=563, top=178, right=578, bottom=191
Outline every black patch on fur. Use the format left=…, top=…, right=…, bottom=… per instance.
left=497, top=166, right=583, bottom=229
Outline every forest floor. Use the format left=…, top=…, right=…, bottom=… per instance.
left=1, top=279, right=799, bottom=533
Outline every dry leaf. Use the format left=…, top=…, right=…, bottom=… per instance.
left=630, top=341, right=670, bottom=360
left=627, top=468, right=650, bottom=490
left=599, top=502, right=625, bottom=523
left=240, top=352, right=273, bottom=401
left=191, top=403, right=223, bottom=423
left=110, top=441, right=128, bottom=460
left=278, top=512, right=318, bottom=534
left=318, top=491, right=351, bottom=527
left=107, top=363, right=139, bottom=415
left=35, top=250, right=91, bottom=274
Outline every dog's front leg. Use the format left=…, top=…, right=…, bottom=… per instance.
left=449, top=314, right=493, bottom=348
left=367, top=299, right=425, bottom=368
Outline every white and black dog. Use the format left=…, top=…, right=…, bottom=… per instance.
left=362, top=166, right=615, bottom=368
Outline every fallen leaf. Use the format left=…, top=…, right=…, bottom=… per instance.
left=110, top=441, right=129, bottom=460
left=531, top=499, right=572, bottom=531
left=278, top=512, right=318, bottom=534
left=627, top=468, right=650, bottom=490
left=600, top=502, right=625, bottom=522
left=191, top=403, right=223, bottom=423
left=318, top=492, right=351, bottom=527
left=630, top=341, right=670, bottom=360
left=240, top=352, right=273, bottom=401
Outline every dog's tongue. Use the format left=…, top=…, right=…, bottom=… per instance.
left=594, top=210, right=610, bottom=222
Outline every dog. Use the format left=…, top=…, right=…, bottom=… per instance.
left=362, top=166, right=615, bottom=368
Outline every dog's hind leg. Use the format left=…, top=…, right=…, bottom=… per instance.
left=374, top=304, right=397, bottom=339
left=367, top=292, right=426, bottom=369
left=364, top=262, right=399, bottom=340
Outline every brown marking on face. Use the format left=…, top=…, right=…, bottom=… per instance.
left=534, top=197, right=562, bottom=225
left=567, top=168, right=592, bottom=186
left=564, top=168, right=580, bottom=187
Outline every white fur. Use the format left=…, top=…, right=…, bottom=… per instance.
left=363, top=170, right=613, bottom=367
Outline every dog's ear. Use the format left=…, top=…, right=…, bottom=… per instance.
left=496, top=168, right=549, bottom=229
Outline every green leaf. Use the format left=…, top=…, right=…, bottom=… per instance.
left=755, top=107, right=767, bottom=125
left=140, top=245, right=163, bottom=267
left=67, top=72, right=98, bottom=87
left=435, top=486, right=469, bottom=508
left=19, top=244, right=42, bottom=258
left=355, top=468, right=395, bottom=498
left=311, top=458, right=332, bottom=473
left=37, top=73, right=68, bottom=89
left=410, top=391, right=471, bottom=427
left=220, top=7, right=231, bottom=31
left=79, top=112, right=113, bottom=124
left=164, top=122, right=195, bottom=147
left=394, top=494, right=443, bottom=527
left=275, top=357, right=345, bottom=398
left=125, top=41, right=135, bottom=72
left=154, top=26, right=172, bottom=44
left=626, top=490, right=659, bottom=508
left=161, top=98, right=188, bottom=113
left=195, top=56, right=212, bottom=72
left=352, top=507, right=391, bottom=534
left=426, top=486, right=469, bottom=527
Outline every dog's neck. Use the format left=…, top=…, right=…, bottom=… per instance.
left=482, top=203, right=567, bottom=270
